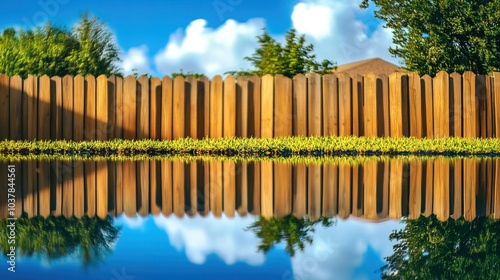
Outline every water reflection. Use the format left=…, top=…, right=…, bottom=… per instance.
left=382, top=215, right=500, bottom=279
left=0, top=158, right=499, bottom=221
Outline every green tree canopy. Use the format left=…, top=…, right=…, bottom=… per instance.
left=0, top=215, right=120, bottom=267
left=0, top=14, right=121, bottom=78
left=381, top=215, right=500, bottom=279
left=246, top=214, right=335, bottom=257
left=361, top=0, right=500, bottom=76
left=227, top=29, right=336, bottom=78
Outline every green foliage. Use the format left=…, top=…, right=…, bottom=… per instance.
left=0, top=14, right=121, bottom=78
left=171, top=69, right=205, bottom=79
left=381, top=215, right=500, bottom=279
left=361, top=0, right=500, bottom=76
left=226, top=29, right=336, bottom=78
left=1, top=136, right=500, bottom=160
left=246, top=214, right=335, bottom=256
left=0, top=215, right=120, bottom=267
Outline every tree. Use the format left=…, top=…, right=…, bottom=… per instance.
left=67, top=13, right=121, bottom=76
left=171, top=69, right=205, bottom=79
left=246, top=214, right=335, bottom=257
left=0, top=215, right=120, bottom=267
left=0, top=14, right=121, bottom=77
left=227, top=29, right=336, bottom=78
left=381, top=215, right=500, bottom=279
left=360, top=0, right=500, bottom=76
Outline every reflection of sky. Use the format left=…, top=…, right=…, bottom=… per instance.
left=0, top=215, right=403, bottom=280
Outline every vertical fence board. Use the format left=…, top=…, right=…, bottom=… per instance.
left=433, top=158, right=450, bottom=221
left=293, top=163, right=307, bottom=218
left=338, top=73, right=351, bottom=136
left=322, top=74, right=338, bottom=136
left=26, top=76, right=38, bottom=140
left=84, top=76, right=96, bottom=140
left=274, top=75, right=292, bottom=137
left=463, top=72, right=477, bottom=138
left=408, top=73, right=423, bottom=138
left=73, top=75, right=85, bottom=141
left=486, top=75, right=493, bottom=138
left=293, top=74, right=307, bottom=136
left=433, top=71, right=450, bottom=138
left=150, top=78, right=161, bottom=139
left=172, top=76, right=186, bottom=139
left=363, top=161, right=378, bottom=220
left=236, top=162, right=248, bottom=216
left=450, top=73, right=463, bottom=137
left=114, top=76, right=124, bottom=139
left=96, top=75, right=108, bottom=141
left=186, top=76, right=198, bottom=139
left=389, top=73, right=403, bottom=137
left=463, top=158, right=477, bottom=221
left=477, top=75, right=487, bottom=138
left=8, top=76, right=21, bottom=140
left=451, top=159, right=463, bottom=219
left=248, top=75, right=261, bottom=138
left=261, top=74, right=274, bottom=138
left=123, top=76, right=137, bottom=139
left=62, top=76, right=73, bottom=140
left=236, top=76, right=249, bottom=138
left=389, top=159, right=403, bottom=219
left=308, top=73, right=322, bottom=136
left=422, top=75, right=434, bottom=138
left=73, top=162, right=84, bottom=218
left=96, top=161, right=108, bottom=219
left=495, top=73, right=500, bottom=138
left=210, top=161, right=223, bottom=217
left=137, top=76, right=150, bottom=139
left=138, top=160, right=149, bottom=216
left=364, top=73, right=378, bottom=137
left=274, top=162, right=291, bottom=217
left=322, top=163, right=338, bottom=217
left=210, top=76, right=223, bottom=138
left=161, top=161, right=172, bottom=216
left=352, top=74, right=363, bottom=136
left=308, top=165, right=322, bottom=220
left=408, top=160, right=423, bottom=219
left=0, top=74, right=8, bottom=140
left=160, top=76, right=173, bottom=140
left=107, top=76, right=116, bottom=140
left=50, top=77, right=62, bottom=140
left=379, top=75, right=390, bottom=137
left=494, top=159, right=500, bottom=218
left=223, top=161, right=236, bottom=217
left=62, top=161, right=73, bottom=218
left=338, top=164, right=351, bottom=219
left=85, top=161, right=96, bottom=217
left=260, top=161, right=273, bottom=218
left=223, top=75, right=236, bottom=137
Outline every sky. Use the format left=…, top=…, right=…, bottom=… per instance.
left=0, top=0, right=399, bottom=79
left=0, top=213, right=403, bottom=280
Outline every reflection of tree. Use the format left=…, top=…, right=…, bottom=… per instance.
left=382, top=215, right=500, bottom=279
left=0, top=215, right=120, bottom=267
left=247, top=214, right=335, bottom=256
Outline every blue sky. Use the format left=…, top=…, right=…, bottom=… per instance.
left=0, top=213, right=403, bottom=280
left=0, top=0, right=398, bottom=78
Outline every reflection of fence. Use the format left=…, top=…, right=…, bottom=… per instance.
left=1, top=72, right=500, bottom=141
left=1, top=159, right=499, bottom=221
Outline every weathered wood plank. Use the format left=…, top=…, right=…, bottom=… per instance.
left=408, top=72, right=423, bottom=138
left=223, top=75, right=236, bottom=137
left=274, top=75, right=292, bottom=137
left=308, top=73, right=322, bottom=136
left=137, top=76, right=150, bottom=139
left=96, top=75, right=109, bottom=140
left=364, top=73, right=378, bottom=137
left=293, top=74, right=307, bottom=136
left=210, top=76, right=223, bottom=138
left=463, top=72, right=477, bottom=138
left=261, top=74, right=274, bottom=138
left=389, top=73, right=403, bottom=138
left=322, top=74, right=338, bottom=136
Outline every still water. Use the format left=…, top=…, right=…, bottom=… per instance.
left=0, top=157, right=499, bottom=279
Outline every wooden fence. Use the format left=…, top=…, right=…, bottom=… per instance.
left=1, top=71, right=500, bottom=141
left=1, top=158, right=499, bottom=221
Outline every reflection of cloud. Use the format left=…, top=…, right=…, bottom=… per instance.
left=115, top=214, right=148, bottom=229
left=153, top=214, right=265, bottom=266
left=289, top=219, right=403, bottom=280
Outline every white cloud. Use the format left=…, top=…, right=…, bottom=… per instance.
left=154, top=18, right=265, bottom=79
left=115, top=213, right=148, bottom=229
left=291, top=3, right=333, bottom=40
left=120, top=45, right=152, bottom=76
left=153, top=213, right=266, bottom=266
left=291, top=0, right=399, bottom=66
left=288, top=219, right=403, bottom=280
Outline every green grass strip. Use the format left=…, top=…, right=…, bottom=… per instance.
left=0, top=136, right=500, bottom=159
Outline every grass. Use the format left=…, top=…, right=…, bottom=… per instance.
left=0, top=136, right=499, bottom=161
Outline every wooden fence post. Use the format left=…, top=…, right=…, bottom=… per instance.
left=408, top=72, right=423, bottom=138
left=322, top=74, right=338, bottom=136
left=96, top=75, right=109, bottom=141
left=450, top=72, right=463, bottom=137
left=463, top=71, right=477, bottom=138
left=338, top=73, right=351, bottom=136
left=308, top=73, right=322, bottom=136
left=62, top=75, right=73, bottom=140
left=9, top=76, right=22, bottom=140
left=84, top=76, right=96, bottom=141
left=364, top=73, right=378, bottom=137
left=223, top=75, right=236, bottom=137
left=137, top=76, right=150, bottom=139
left=389, top=72, right=403, bottom=138
left=161, top=76, right=173, bottom=140
left=73, top=75, right=85, bottom=141
left=274, top=74, right=292, bottom=137
left=293, top=74, right=307, bottom=136
left=261, top=74, right=274, bottom=138
left=210, top=75, right=223, bottom=138
left=173, top=76, right=185, bottom=139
